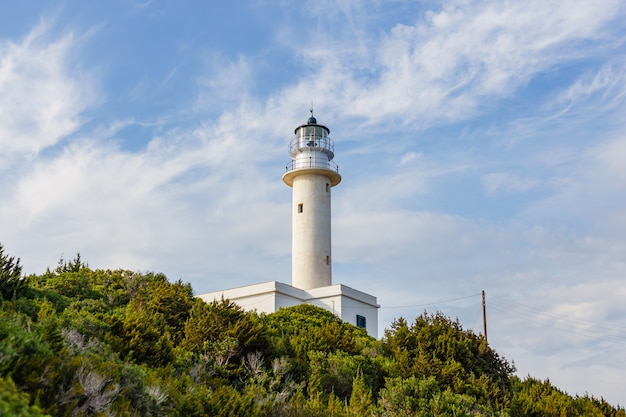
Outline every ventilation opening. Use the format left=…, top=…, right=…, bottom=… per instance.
left=356, top=315, right=366, bottom=329
left=297, top=203, right=303, bottom=213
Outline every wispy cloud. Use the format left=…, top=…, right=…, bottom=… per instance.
left=0, top=21, right=96, bottom=159
left=193, top=53, right=255, bottom=113
left=276, top=0, right=624, bottom=130
left=483, top=172, right=539, bottom=195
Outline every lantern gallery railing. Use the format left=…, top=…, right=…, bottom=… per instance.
left=285, top=156, right=339, bottom=173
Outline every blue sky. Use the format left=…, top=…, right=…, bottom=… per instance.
left=2, top=0, right=626, bottom=406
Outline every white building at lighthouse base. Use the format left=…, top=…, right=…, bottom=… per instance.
left=197, top=281, right=379, bottom=338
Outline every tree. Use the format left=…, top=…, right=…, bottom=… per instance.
left=145, top=279, right=194, bottom=345
left=0, top=310, right=63, bottom=411
left=0, top=243, right=27, bottom=300
left=508, top=377, right=625, bottom=417
left=120, top=300, right=173, bottom=367
left=378, top=376, right=486, bottom=417
left=57, top=363, right=120, bottom=416
left=348, top=371, right=375, bottom=416
left=182, top=298, right=266, bottom=358
left=0, top=376, right=51, bottom=417
left=382, top=312, right=515, bottom=408
left=56, top=253, right=88, bottom=273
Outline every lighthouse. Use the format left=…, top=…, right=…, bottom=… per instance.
left=198, top=111, right=379, bottom=337
left=282, top=111, right=341, bottom=290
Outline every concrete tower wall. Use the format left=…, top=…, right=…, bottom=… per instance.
left=292, top=173, right=332, bottom=289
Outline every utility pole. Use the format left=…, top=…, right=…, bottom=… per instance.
left=482, top=290, right=488, bottom=344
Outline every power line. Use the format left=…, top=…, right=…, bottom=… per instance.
left=381, top=293, right=482, bottom=309
left=379, top=292, right=626, bottom=346
left=489, top=296, right=626, bottom=344
left=491, top=297, right=626, bottom=333
left=490, top=296, right=626, bottom=333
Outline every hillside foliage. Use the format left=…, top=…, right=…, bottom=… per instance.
left=1, top=244, right=624, bottom=416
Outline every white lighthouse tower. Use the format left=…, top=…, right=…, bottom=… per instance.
left=282, top=111, right=341, bottom=290
left=198, top=111, right=379, bottom=337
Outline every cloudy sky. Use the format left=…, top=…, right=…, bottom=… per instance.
left=2, top=0, right=626, bottom=406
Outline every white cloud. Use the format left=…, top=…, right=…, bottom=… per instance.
left=278, top=0, right=623, bottom=130
left=592, top=135, right=626, bottom=185
left=482, top=172, right=538, bottom=195
left=560, top=63, right=626, bottom=109
left=0, top=21, right=96, bottom=158
left=518, top=134, right=626, bottom=235
left=399, top=151, right=420, bottom=165
left=1, top=93, right=294, bottom=282
left=193, top=53, right=254, bottom=113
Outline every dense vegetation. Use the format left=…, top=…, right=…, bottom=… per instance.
left=1, top=244, right=624, bottom=416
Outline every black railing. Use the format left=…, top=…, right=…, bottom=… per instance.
left=285, top=156, right=339, bottom=173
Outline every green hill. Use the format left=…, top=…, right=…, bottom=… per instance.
left=1, top=246, right=624, bottom=416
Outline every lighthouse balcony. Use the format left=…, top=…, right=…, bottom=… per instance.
left=283, top=157, right=341, bottom=187
left=285, top=157, right=339, bottom=173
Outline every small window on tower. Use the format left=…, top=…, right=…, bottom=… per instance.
left=326, top=183, right=330, bottom=192
left=326, top=255, right=330, bottom=265
left=297, top=203, right=303, bottom=213
left=356, top=315, right=366, bottom=329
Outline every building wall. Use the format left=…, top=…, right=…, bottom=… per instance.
left=307, top=285, right=379, bottom=337
left=197, top=282, right=379, bottom=337
left=198, top=289, right=275, bottom=313
left=340, top=296, right=379, bottom=337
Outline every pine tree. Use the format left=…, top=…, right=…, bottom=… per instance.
left=0, top=243, right=27, bottom=300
